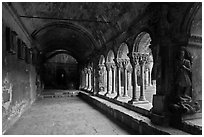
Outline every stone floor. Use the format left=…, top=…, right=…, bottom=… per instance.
left=5, top=95, right=135, bottom=135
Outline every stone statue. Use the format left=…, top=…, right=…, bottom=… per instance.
left=168, top=47, right=200, bottom=115
left=175, top=49, right=192, bottom=101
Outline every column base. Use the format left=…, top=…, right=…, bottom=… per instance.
left=128, top=98, right=139, bottom=104
left=111, top=90, right=115, bottom=94
left=83, top=87, right=88, bottom=90
left=105, top=92, right=111, bottom=97
left=122, top=94, right=128, bottom=98
left=150, top=95, right=169, bottom=126
left=114, top=95, right=121, bottom=100
left=139, top=96, right=146, bottom=101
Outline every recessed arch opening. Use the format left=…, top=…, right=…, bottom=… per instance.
left=133, top=32, right=155, bottom=103
left=40, top=52, right=79, bottom=90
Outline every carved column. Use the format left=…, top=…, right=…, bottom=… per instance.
left=105, top=62, right=112, bottom=96
left=122, top=59, right=129, bottom=97
left=138, top=53, right=148, bottom=101
left=111, top=64, right=116, bottom=94
left=114, top=59, right=123, bottom=100
left=128, top=52, right=139, bottom=104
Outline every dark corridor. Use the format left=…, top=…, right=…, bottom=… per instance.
left=40, top=53, right=79, bottom=90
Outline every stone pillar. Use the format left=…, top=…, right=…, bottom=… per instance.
left=138, top=53, right=148, bottom=101
left=105, top=62, right=112, bottom=96
left=84, top=68, right=88, bottom=90
left=79, top=70, right=82, bottom=89
left=127, top=70, right=132, bottom=91
left=87, top=67, right=92, bottom=91
left=128, top=52, right=139, bottom=104
left=103, top=65, right=106, bottom=91
left=81, top=69, right=84, bottom=89
left=148, top=68, right=151, bottom=86
left=114, top=59, right=123, bottom=100
left=98, top=64, right=104, bottom=92
left=145, top=67, right=148, bottom=89
left=111, top=64, right=116, bottom=94
left=122, top=59, right=129, bottom=97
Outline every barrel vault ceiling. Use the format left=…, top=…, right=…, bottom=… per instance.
left=10, top=2, right=151, bottom=63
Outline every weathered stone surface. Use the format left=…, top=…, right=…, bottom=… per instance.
left=5, top=96, right=133, bottom=135
left=79, top=91, right=190, bottom=135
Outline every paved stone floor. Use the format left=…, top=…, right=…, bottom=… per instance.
left=5, top=96, right=135, bottom=135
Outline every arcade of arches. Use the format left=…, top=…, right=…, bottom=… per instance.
left=2, top=2, right=202, bottom=135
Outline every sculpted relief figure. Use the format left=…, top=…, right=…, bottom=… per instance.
left=169, top=47, right=200, bottom=114
left=175, top=49, right=192, bottom=101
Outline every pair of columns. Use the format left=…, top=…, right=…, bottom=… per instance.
left=114, top=58, right=130, bottom=99
left=104, top=62, right=116, bottom=96
left=98, top=63, right=116, bottom=95
left=128, top=52, right=148, bottom=103
left=81, top=67, right=92, bottom=91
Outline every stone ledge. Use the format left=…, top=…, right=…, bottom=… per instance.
left=78, top=91, right=190, bottom=135
left=97, top=94, right=151, bottom=117
left=180, top=119, right=202, bottom=135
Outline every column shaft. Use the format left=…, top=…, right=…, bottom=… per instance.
left=106, top=69, right=110, bottom=95
left=85, top=71, right=89, bottom=89
left=123, top=68, right=128, bottom=97
left=139, top=63, right=146, bottom=101
left=128, top=64, right=138, bottom=104
left=114, top=60, right=122, bottom=99
left=111, top=67, right=116, bottom=94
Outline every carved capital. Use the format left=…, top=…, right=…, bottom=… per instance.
left=98, top=65, right=104, bottom=76
left=114, top=58, right=123, bottom=69
left=129, top=52, right=139, bottom=67
left=84, top=68, right=88, bottom=74
left=105, top=62, right=112, bottom=71
left=138, top=53, right=148, bottom=65
left=111, top=63, right=116, bottom=70
left=121, top=59, right=129, bottom=69
left=98, top=64, right=105, bottom=70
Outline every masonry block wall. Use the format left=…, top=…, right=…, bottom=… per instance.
left=2, top=5, right=37, bottom=133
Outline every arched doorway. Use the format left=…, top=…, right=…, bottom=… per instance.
left=41, top=53, right=78, bottom=90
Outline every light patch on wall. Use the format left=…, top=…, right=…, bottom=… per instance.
left=8, top=100, right=28, bottom=120
left=2, top=73, right=13, bottom=111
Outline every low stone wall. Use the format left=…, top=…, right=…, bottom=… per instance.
left=79, top=91, right=190, bottom=135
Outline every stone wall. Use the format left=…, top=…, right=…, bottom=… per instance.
left=2, top=5, right=37, bottom=133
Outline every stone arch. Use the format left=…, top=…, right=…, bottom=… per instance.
left=133, top=31, right=155, bottom=89
left=181, top=3, right=202, bottom=37
left=106, top=50, right=115, bottom=63
left=31, top=21, right=99, bottom=63
left=117, top=43, right=129, bottom=59
left=133, top=32, right=151, bottom=53
left=99, top=55, right=105, bottom=65
left=31, top=21, right=98, bottom=49
left=184, top=4, right=202, bottom=103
